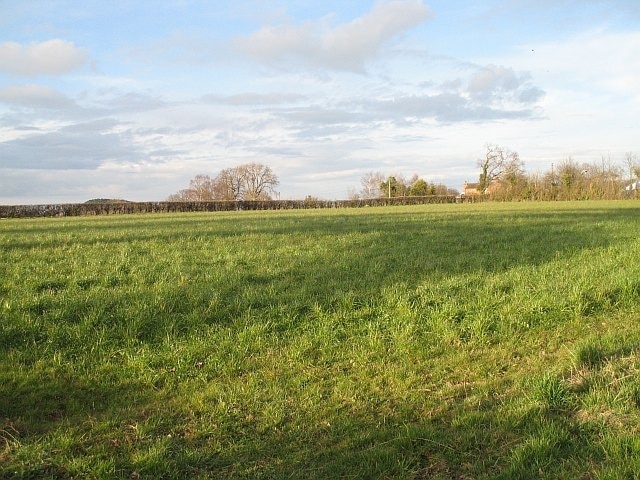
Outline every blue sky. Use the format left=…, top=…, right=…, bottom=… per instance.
left=1, top=0, right=638, bottom=203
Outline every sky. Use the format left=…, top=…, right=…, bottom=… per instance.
left=0, top=0, right=639, bottom=204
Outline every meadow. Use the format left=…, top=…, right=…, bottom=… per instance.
left=1, top=201, right=640, bottom=479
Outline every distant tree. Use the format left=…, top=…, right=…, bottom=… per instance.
left=379, top=176, right=407, bottom=198
left=212, top=168, right=243, bottom=200
left=503, top=156, right=526, bottom=186
left=478, top=144, right=521, bottom=193
left=546, top=157, right=623, bottom=200
left=406, top=174, right=420, bottom=188
left=395, top=175, right=410, bottom=196
left=166, top=191, right=188, bottom=202
left=238, top=162, right=279, bottom=200
left=495, top=154, right=526, bottom=199
left=407, top=179, right=431, bottom=196
left=360, top=171, right=385, bottom=199
left=591, top=156, right=623, bottom=199
left=555, top=158, right=581, bottom=199
left=625, top=152, right=640, bottom=180
left=167, top=174, right=216, bottom=201
left=190, top=174, right=217, bottom=201
left=433, top=183, right=450, bottom=196
left=168, top=163, right=279, bottom=202
left=347, top=187, right=361, bottom=200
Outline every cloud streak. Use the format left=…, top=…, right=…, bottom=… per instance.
left=267, top=63, right=544, bottom=128
left=0, top=120, right=140, bottom=170
left=200, top=92, right=308, bottom=106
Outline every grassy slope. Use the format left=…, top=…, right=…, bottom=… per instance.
left=1, top=201, right=640, bottom=479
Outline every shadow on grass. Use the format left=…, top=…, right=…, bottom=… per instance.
left=0, top=364, right=180, bottom=479
left=0, top=368, right=158, bottom=435
left=7, top=206, right=636, bottom=340
left=2, top=204, right=640, bottom=477
left=99, top=381, right=602, bottom=479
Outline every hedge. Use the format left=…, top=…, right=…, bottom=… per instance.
left=0, top=195, right=481, bottom=218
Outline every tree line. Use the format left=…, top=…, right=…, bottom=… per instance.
left=350, top=172, right=459, bottom=200
left=351, top=146, right=640, bottom=202
left=169, top=148, right=640, bottom=204
left=472, top=145, right=640, bottom=201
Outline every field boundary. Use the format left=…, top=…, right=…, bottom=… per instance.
left=0, top=195, right=480, bottom=218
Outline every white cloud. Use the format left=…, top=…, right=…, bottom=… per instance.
left=322, top=0, right=432, bottom=69
left=0, top=39, right=87, bottom=75
left=237, top=0, right=432, bottom=72
left=0, top=84, right=75, bottom=109
left=468, top=65, right=525, bottom=98
left=466, top=64, right=545, bottom=107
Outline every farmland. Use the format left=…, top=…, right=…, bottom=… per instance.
left=1, top=201, right=640, bottom=479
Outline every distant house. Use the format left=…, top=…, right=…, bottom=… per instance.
left=463, top=180, right=501, bottom=196
left=625, top=180, right=640, bottom=192
left=463, top=182, right=482, bottom=196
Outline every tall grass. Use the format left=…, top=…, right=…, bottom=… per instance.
left=1, top=201, right=640, bottom=478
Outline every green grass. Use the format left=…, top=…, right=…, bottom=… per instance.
left=1, top=201, right=640, bottom=479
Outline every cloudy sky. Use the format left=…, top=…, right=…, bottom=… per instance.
left=1, top=0, right=639, bottom=203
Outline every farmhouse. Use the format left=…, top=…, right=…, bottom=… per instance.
left=463, top=180, right=501, bottom=196
left=463, top=182, right=482, bottom=196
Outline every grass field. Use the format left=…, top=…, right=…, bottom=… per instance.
left=2, top=201, right=640, bottom=479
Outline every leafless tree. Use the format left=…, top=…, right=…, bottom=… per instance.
left=477, top=144, right=522, bottom=192
left=347, top=187, right=361, bottom=200
left=213, top=167, right=244, bottom=200
left=625, top=152, right=640, bottom=180
left=166, top=174, right=216, bottom=201
left=190, top=174, right=217, bottom=201
left=359, top=171, right=385, bottom=199
left=238, top=162, right=279, bottom=200
left=166, top=191, right=189, bottom=202
left=168, top=163, right=279, bottom=202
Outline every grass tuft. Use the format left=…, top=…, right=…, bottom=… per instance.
left=530, top=373, right=573, bottom=412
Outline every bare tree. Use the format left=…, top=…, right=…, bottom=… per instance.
left=189, top=174, right=217, bottom=201
left=213, top=167, right=244, bottom=200
left=477, top=144, right=522, bottom=192
left=167, top=174, right=216, bottom=201
left=347, top=187, right=361, bottom=200
left=166, top=190, right=190, bottom=202
left=625, top=152, right=640, bottom=180
left=239, top=162, right=279, bottom=200
left=360, top=171, right=385, bottom=199
left=168, top=163, right=279, bottom=202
